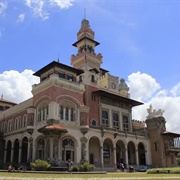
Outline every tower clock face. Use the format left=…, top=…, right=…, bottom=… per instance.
left=111, top=82, right=116, bottom=89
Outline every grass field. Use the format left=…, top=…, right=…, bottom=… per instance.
left=0, top=172, right=180, bottom=180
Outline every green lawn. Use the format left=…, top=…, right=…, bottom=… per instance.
left=0, top=172, right=180, bottom=179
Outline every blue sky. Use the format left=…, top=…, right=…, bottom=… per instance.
left=1, top=0, right=180, bottom=133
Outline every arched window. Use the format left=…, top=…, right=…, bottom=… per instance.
left=59, top=100, right=76, bottom=122
left=37, top=101, right=49, bottom=122
left=19, top=117, right=21, bottom=129
left=4, top=122, right=7, bottom=132
left=36, top=138, right=45, bottom=160
left=62, top=138, right=75, bottom=161
left=23, top=115, right=27, bottom=128
left=11, top=120, right=14, bottom=131
left=92, top=119, right=96, bottom=126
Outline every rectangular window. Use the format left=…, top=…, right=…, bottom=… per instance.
left=91, top=94, right=96, bottom=101
left=65, top=108, right=69, bottom=121
left=154, top=142, right=157, bottom=151
left=79, top=76, right=82, bottom=82
left=59, top=72, right=65, bottom=79
left=19, top=117, right=21, bottom=129
left=102, top=110, right=109, bottom=127
left=67, top=74, right=73, bottom=81
left=60, top=106, right=63, bottom=120
left=70, top=108, right=74, bottom=121
left=0, top=106, right=3, bottom=111
left=5, top=106, right=10, bottom=110
left=123, top=115, right=129, bottom=131
left=23, top=116, right=27, bottom=127
left=91, top=75, right=96, bottom=83
left=113, top=112, right=119, bottom=130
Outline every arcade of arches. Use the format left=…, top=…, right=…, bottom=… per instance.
left=4, top=135, right=146, bottom=169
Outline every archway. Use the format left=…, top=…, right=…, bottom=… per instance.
left=36, top=138, right=45, bottom=160
left=128, top=141, right=136, bottom=165
left=6, top=140, right=12, bottom=163
left=116, top=140, right=126, bottom=168
left=103, top=138, right=113, bottom=167
left=138, top=142, right=146, bottom=165
left=89, top=136, right=100, bottom=166
left=62, top=138, right=75, bottom=161
left=21, top=137, right=28, bottom=163
left=13, top=139, right=19, bottom=163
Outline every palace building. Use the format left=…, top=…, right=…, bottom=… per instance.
left=0, top=19, right=180, bottom=171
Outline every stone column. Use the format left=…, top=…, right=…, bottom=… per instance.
left=109, top=110, right=112, bottom=128
left=125, top=148, right=128, bottom=168
left=10, top=145, right=14, bottom=163
left=3, top=141, right=7, bottom=163
left=113, top=147, right=117, bottom=170
left=100, top=145, right=104, bottom=169
left=135, top=148, right=139, bottom=166
left=58, top=137, right=61, bottom=160
left=18, top=146, right=22, bottom=163
left=49, top=137, right=53, bottom=160
left=80, top=136, right=88, bottom=162
left=28, top=137, right=33, bottom=162
left=32, top=138, right=35, bottom=161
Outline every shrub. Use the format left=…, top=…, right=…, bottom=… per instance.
left=72, top=165, right=79, bottom=172
left=79, top=162, right=95, bottom=172
left=147, top=167, right=180, bottom=174
left=30, top=159, right=51, bottom=171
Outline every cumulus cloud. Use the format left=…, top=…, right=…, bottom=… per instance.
left=128, top=71, right=160, bottom=101
left=50, top=0, right=74, bottom=8
left=0, top=69, right=39, bottom=103
left=0, top=1, right=7, bottom=15
left=17, top=13, right=25, bottom=22
left=170, top=82, right=180, bottom=97
left=1, top=69, right=180, bottom=133
left=128, top=71, right=180, bottom=133
left=25, top=0, right=74, bottom=20
left=25, top=0, right=49, bottom=20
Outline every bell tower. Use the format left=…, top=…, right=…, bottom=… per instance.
left=71, top=19, right=103, bottom=71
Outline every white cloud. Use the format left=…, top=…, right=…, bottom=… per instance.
left=1, top=68, right=180, bottom=134
left=170, top=82, right=180, bottom=97
left=129, top=72, right=180, bottom=133
left=17, top=13, right=25, bottom=22
left=25, top=0, right=49, bottom=20
left=0, top=2, right=7, bottom=15
left=25, top=0, right=74, bottom=20
left=128, top=71, right=160, bottom=101
left=0, top=69, right=39, bottom=103
left=50, top=0, right=74, bottom=8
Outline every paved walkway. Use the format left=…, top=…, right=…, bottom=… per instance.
left=0, top=177, right=180, bottom=180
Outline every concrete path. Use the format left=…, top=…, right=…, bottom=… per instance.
left=0, top=177, right=180, bottom=180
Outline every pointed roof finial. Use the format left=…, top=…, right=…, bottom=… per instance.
left=1, top=94, right=3, bottom=99
left=57, top=52, right=60, bottom=63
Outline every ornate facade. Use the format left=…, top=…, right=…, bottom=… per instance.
left=0, top=19, right=180, bottom=171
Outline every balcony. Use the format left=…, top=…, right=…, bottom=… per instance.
left=163, top=131, right=180, bottom=154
